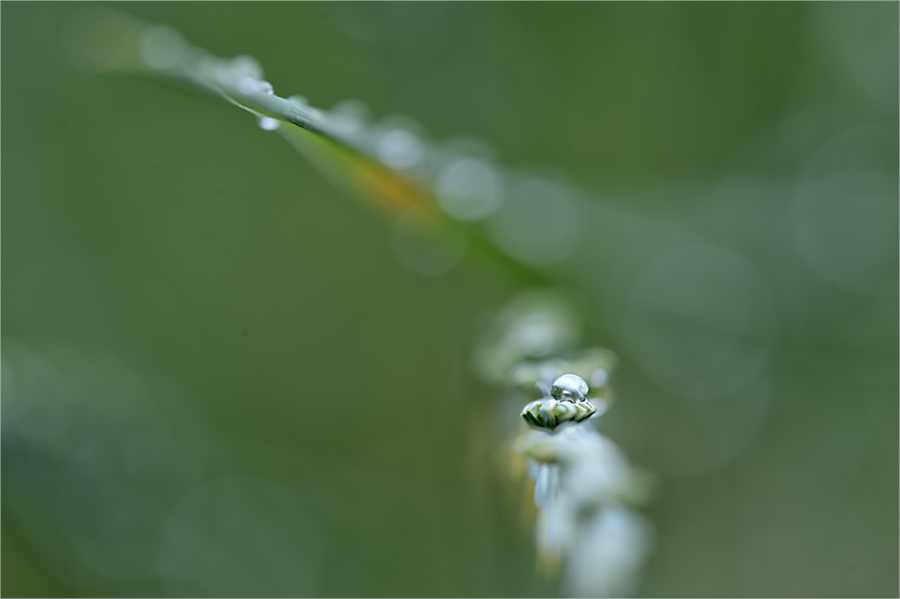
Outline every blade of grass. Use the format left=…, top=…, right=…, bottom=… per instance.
left=67, top=7, right=551, bottom=287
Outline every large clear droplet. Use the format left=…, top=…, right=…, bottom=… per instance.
left=551, top=374, right=589, bottom=402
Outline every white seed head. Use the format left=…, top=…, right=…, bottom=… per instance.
left=551, top=374, right=589, bottom=403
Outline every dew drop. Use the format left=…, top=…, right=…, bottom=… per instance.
left=328, top=100, right=371, bottom=136
left=237, top=77, right=274, bottom=96
left=331, top=99, right=371, bottom=122
left=377, top=129, right=424, bottom=170
left=228, top=55, right=264, bottom=81
left=236, top=77, right=258, bottom=95
left=551, top=374, right=589, bottom=403
left=257, top=117, right=281, bottom=131
left=436, top=157, right=504, bottom=221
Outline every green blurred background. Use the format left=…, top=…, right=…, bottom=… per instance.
left=2, top=2, right=897, bottom=597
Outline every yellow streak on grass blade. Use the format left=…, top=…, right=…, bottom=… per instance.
left=278, top=123, right=437, bottom=219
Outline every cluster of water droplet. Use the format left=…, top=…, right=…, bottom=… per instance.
left=235, top=72, right=583, bottom=271
left=200, top=52, right=274, bottom=99
left=136, top=25, right=286, bottom=132
left=309, top=98, right=589, bottom=271
left=130, top=16, right=594, bottom=278
left=338, top=107, right=585, bottom=265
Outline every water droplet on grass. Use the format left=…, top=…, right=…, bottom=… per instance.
left=237, top=77, right=274, bottom=95
left=328, top=100, right=371, bottom=136
left=257, top=117, right=280, bottom=131
left=551, top=374, right=589, bottom=403
left=436, top=157, right=504, bottom=220
left=377, top=129, right=423, bottom=170
left=228, top=55, right=264, bottom=80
